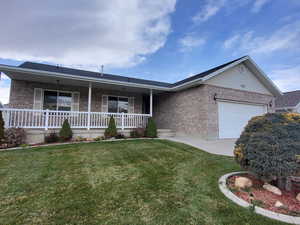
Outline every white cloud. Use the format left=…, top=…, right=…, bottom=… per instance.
left=0, top=73, right=10, bottom=80
left=270, top=66, right=300, bottom=92
left=0, top=82, right=10, bottom=105
left=223, top=34, right=240, bottom=49
left=223, top=21, right=300, bottom=55
left=193, top=0, right=270, bottom=23
left=252, top=0, right=271, bottom=13
left=192, top=0, right=226, bottom=23
left=178, top=34, right=206, bottom=52
left=0, top=0, right=176, bottom=70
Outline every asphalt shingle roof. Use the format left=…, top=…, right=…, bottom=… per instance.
left=275, top=90, right=300, bottom=108
left=19, top=56, right=247, bottom=88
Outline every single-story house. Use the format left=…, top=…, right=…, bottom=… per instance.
left=0, top=56, right=281, bottom=143
left=275, top=90, right=300, bottom=113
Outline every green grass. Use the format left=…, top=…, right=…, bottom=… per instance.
left=0, top=140, right=287, bottom=225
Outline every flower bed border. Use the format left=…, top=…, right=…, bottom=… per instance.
left=0, top=138, right=156, bottom=152
left=219, top=172, right=300, bottom=224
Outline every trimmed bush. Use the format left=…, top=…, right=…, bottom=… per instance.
left=5, top=128, right=26, bottom=147
left=59, top=119, right=73, bottom=141
left=115, top=133, right=125, bottom=139
left=234, top=113, right=300, bottom=189
left=45, top=132, right=59, bottom=143
left=0, top=111, right=4, bottom=144
left=104, top=116, right=117, bottom=138
left=145, top=117, right=157, bottom=138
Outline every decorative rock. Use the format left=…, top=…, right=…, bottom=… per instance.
left=296, top=193, right=300, bottom=202
left=234, top=177, right=253, bottom=189
left=263, top=183, right=282, bottom=196
left=275, top=201, right=284, bottom=208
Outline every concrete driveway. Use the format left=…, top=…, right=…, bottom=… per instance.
left=165, top=136, right=236, bottom=156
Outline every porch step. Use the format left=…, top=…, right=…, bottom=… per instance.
left=157, top=129, right=175, bottom=138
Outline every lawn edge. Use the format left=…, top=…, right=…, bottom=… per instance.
left=0, top=138, right=158, bottom=152
left=219, top=171, right=300, bottom=224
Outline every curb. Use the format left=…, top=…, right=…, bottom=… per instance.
left=219, top=172, right=300, bottom=224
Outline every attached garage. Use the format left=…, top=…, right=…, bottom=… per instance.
left=218, top=101, right=267, bottom=139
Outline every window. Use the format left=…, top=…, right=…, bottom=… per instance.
left=108, top=96, right=129, bottom=113
left=43, top=90, right=72, bottom=111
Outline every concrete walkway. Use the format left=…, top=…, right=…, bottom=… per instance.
left=165, top=136, right=236, bottom=156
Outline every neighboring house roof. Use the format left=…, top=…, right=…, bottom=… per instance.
left=275, top=90, right=300, bottom=108
left=0, top=56, right=282, bottom=96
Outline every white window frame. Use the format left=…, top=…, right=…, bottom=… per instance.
left=107, top=95, right=130, bottom=113
left=42, top=89, right=75, bottom=111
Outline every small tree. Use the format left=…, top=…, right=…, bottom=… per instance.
left=59, top=119, right=73, bottom=141
left=0, top=111, right=5, bottom=143
left=234, top=113, right=300, bottom=190
left=104, top=116, right=117, bottom=138
left=145, top=117, right=157, bottom=138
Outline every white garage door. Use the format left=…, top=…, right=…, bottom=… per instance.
left=218, top=101, right=267, bottom=139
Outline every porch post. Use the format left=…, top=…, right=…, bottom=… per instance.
left=87, top=82, right=92, bottom=130
left=150, top=89, right=153, bottom=117
left=45, top=109, right=49, bottom=131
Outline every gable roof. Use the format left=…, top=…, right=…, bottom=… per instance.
left=172, top=56, right=245, bottom=86
left=275, top=90, right=300, bottom=108
left=0, top=56, right=281, bottom=95
left=19, top=57, right=246, bottom=88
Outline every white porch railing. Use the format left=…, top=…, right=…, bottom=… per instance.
left=0, top=108, right=150, bottom=130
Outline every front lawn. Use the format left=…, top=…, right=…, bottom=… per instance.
left=0, top=140, right=287, bottom=224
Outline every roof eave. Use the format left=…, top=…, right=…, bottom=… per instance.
left=200, top=56, right=282, bottom=97
left=0, top=64, right=171, bottom=91
left=245, top=57, right=282, bottom=97
left=0, top=56, right=283, bottom=96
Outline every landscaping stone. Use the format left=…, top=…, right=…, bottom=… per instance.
left=234, top=177, right=253, bottom=189
left=275, top=201, right=284, bottom=208
left=296, top=193, right=300, bottom=202
left=263, top=183, right=282, bottom=196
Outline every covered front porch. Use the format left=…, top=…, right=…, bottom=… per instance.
left=0, top=63, right=160, bottom=131
left=0, top=108, right=151, bottom=130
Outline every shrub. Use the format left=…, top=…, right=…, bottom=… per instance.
left=45, top=132, right=59, bottom=143
left=145, top=117, right=157, bottom=138
left=74, top=136, right=86, bottom=142
left=116, top=133, right=125, bottom=139
left=0, top=111, right=4, bottom=144
left=59, top=119, right=73, bottom=141
left=104, top=116, right=117, bottom=138
left=93, top=136, right=103, bottom=141
left=234, top=113, right=300, bottom=190
left=5, top=128, right=26, bottom=147
left=130, top=128, right=145, bottom=138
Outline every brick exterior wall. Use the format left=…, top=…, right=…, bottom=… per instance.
left=9, top=79, right=275, bottom=140
left=153, top=84, right=275, bottom=139
left=9, top=79, right=143, bottom=113
left=153, top=85, right=209, bottom=139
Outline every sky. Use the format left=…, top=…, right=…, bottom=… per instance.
left=0, top=0, right=300, bottom=104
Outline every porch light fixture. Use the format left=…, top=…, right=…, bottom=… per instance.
left=269, top=100, right=273, bottom=108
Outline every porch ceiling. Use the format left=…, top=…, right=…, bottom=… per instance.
left=4, top=71, right=161, bottom=94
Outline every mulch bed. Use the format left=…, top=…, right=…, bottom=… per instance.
left=227, top=174, right=300, bottom=216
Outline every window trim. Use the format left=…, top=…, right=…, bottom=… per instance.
left=42, top=89, right=75, bottom=111
left=106, top=95, right=131, bottom=113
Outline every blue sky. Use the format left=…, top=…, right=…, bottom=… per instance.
left=1, top=0, right=300, bottom=104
